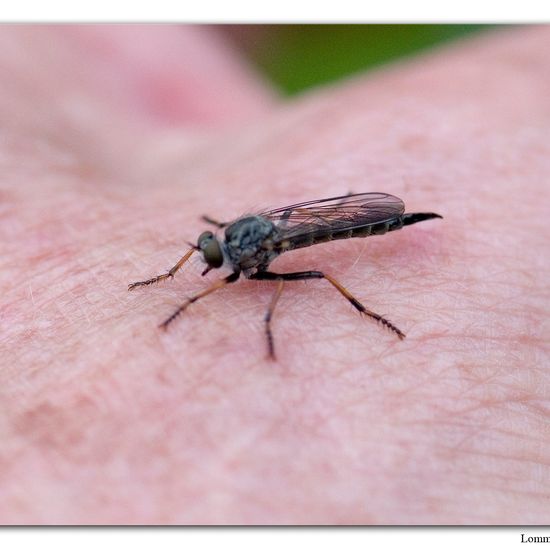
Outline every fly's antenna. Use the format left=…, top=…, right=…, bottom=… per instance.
left=402, top=212, right=443, bottom=226
left=186, top=241, right=200, bottom=250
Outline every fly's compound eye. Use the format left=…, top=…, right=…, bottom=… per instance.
left=197, top=231, right=214, bottom=249
left=198, top=232, right=223, bottom=268
left=203, top=239, right=224, bottom=268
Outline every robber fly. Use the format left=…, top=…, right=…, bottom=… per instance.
left=128, top=192, right=442, bottom=359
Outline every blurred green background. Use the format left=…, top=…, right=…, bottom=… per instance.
left=228, top=25, right=491, bottom=94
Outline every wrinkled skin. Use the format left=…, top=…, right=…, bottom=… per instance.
left=0, top=25, right=549, bottom=524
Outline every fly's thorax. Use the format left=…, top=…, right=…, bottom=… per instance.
left=223, top=216, right=279, bottom=270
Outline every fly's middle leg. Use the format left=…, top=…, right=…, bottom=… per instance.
left=250, top=270, right=406, bottom=340
left=159, top=271, right=240, bottom=329
left=263, top=279, right=285, bottom=360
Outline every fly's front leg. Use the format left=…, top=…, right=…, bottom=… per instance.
left=250, top=270, right=406, bottom=340
left=160, top=271, right=240, bottom=329
left=128, top=248, right=196, bottom=291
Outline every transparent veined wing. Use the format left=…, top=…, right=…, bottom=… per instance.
left=260, top=192, right=405, bottom=243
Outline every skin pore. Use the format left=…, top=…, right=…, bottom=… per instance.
left=0, top=25, right=549, bottom=524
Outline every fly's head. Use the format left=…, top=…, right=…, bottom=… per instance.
left=197, top=231, right=224, bottom=275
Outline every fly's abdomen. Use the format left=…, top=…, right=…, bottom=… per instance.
left=286, top=218, right=404, bottom=250
left=366, top=217, right=404, bottom=236
left=346, top=218, right=405, bottom=239
left=277, top=212, right=442, bottom=253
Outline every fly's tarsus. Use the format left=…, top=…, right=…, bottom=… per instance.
left=334, top=283, right=405, bottom=339
left=361, top=310, right=406, bottom=340
left=128, top=273, right=173, bottom=291
left=128, top=248, right=196, bottom=292
left=158, top=304, right=188, bottom=329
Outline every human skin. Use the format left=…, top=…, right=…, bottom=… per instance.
left=0, top=25, right=549, bottom=524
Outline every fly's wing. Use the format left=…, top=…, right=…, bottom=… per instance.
left=260, top=193, right=405, bottom=244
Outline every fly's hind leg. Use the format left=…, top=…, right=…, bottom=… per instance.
left=250, top=270, right=406, bottom=340
left=128, top=248, right=196, bottom=291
